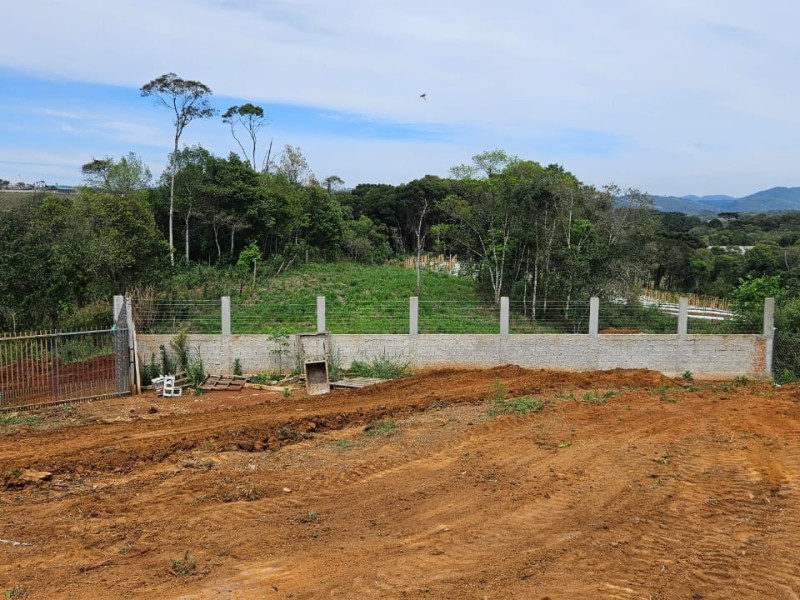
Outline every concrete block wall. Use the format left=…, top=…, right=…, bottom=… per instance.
left=329, top=333, right=766, bottom=379
left=137, top=331, right=768, bottom=380
left=137, top=334, right=289, bottom=376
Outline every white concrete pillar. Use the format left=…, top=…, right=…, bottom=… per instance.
left=113, top=295, right=124, bottom=324
left=410, top=297, right=419, bottom=336
left=221, top=296, right=231, bottom=336
left=500, top=297, right=509, bottom=336
left=221, top=296, right=232, bottom=375
left=678, top=297, right=689, bottom=338
left=589, top=297, right=599, bottom=337
left=317, top=296, right=326, bottom=333
left=124, top=297, right=140, bottom=393
left=763, top=297, right=775, bottom=338
left=764, top=297, right=776, bottom=378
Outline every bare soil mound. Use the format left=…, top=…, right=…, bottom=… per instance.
left=1, top=367, right=799, bottom=598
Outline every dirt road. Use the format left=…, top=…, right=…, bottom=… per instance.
left=1, top=366, right=799, bottom=599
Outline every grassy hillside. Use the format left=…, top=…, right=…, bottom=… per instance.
left=162, top=262, right=479, bottom=303
left=142, top=261, right=750, bottom=337
left=146, top=262, right=501, bottom=334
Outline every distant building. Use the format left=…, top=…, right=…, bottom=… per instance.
left=707, top=245, right=753, bottom=255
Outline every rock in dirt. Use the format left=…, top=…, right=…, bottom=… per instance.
left=18, top=469, right=53, bottom=483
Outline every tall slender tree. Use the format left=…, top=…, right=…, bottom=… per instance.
left=221, top=103, right=269, bottom=171
left=141, top=73, right=215, bottom=265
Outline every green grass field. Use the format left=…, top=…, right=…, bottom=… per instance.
left=141, top=262, right=733, bottom=336
left=145, top=262, right=506, bottom=334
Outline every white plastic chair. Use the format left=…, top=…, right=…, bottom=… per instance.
left=151, top=376, right=165, bottom=396
left=162, top=375, right=182, bottom=397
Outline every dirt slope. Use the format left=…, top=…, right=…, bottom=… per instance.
left=1, top=366, right=799, bottom=599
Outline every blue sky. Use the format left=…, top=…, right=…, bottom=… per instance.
left=1, top=0, right=799, bottom=196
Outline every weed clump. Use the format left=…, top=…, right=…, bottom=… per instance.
left=489, top=395, right=544, bottom=416
left=580, top=390, right=606, bottom=405
left=365, top=419, right=397, bottom=437
left=169, top=551, right=197, bottom=577
left=141, top=331, right=206, bottom=389
left=0, top=414, right=41, bottom=428
left=349, top=352, right=411, bottom=379
left=486, top=381, right=544, bottom=416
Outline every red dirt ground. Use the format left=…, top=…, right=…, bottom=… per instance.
left=1, top=366, right=799, bottom=599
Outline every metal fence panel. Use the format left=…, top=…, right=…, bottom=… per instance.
left=0, top=327, right=130, bottom=410
left=773, top=329, right=800, bottom=384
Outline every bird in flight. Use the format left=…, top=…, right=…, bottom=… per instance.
left=420, top=93, right=427, bottom=101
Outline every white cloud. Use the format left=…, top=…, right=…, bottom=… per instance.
left=42, top=109, right=83, bottom=120
left=1, top=0, right=799, bottom=195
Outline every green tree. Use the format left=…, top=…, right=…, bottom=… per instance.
left=324, top=175, right=345, bottom=195
left=0, top=191, right=167, bottom=330
left=341, top=215, right=391, bottom=263
left=439, top=150, right=519, bottom=304
left=81, top=152, right=152, bottom=195
left=305, top=187, right=344, bottom=260
left=237, top=241, right=262, bottom=287
left=165, top=145, right=213, bottom=264
left=731, top=274, right=783, bottom=325
left=742, top=243, right=781, bottom=278
left=199, top=153, right=268, bottom=263
left=222, top=103, right=270, bottom=171
left=141, top=73, right=215, bottom=266
left=274, top=144, right=312, bottom=185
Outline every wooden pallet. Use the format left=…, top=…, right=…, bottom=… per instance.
left=198, top=374, right=248, bottom=391
left=330, top=377, right=387, bottom=390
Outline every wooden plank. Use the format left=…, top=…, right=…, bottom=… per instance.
left=330, top=378, right=387, bottom=390
left=199, top=374, right=248, bottom=391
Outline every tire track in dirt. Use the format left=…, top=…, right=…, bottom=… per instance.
left=146, top=392, right=760, bottom=598
left=199, top=401, right=691, bottom=597
left=573, top=397, right=800, bottom=599
left=3, top=371, right=800, bottom=600
left=1, top=366, right=654, bottom=479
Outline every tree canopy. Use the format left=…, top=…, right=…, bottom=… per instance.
left=6, top=117, right=800, bottom=337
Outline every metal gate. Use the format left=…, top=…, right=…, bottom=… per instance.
left=0, top=322, right=131, bottom=411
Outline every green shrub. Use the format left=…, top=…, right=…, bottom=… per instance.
left=170, top=331, right=190, bottom=373
left=248, top=371, right=282, bottom=384
left=159, top=344, right=176, bottom=376
left=142, top=352, right=160, bottom=386
left=349, top=352, right=411, bottom=379
left=326, top=350, right=343, bottom=382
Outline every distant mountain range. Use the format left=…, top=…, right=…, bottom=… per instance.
left=649, top=187, right=800, bottom=215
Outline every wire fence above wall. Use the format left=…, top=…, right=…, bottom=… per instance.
left=230, top=301, right=316, bottom=334
left=130, top=296, right=763, bottom=336
left=509, top=301, right=590, bottom=334
left=134, top=300, right=222, bottom=334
